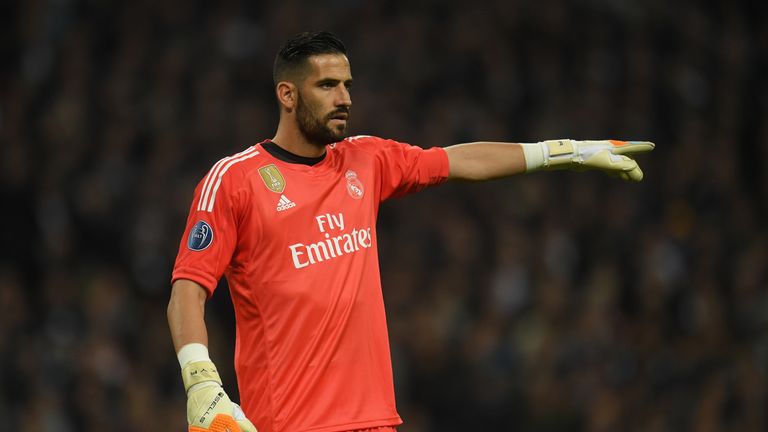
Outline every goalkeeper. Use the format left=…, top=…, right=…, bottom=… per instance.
left=168, top=30, right=654, bottom=432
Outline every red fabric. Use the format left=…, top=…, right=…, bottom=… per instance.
left=173, top=136, right=448, bottom=432
left=348, top=428, right=397, bottom=432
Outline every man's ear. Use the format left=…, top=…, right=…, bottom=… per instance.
left=276, top=81, right=297, bottom=111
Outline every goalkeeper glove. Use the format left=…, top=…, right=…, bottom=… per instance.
left=521, top=139, right=655, bottom=181
left=179, top=344, right=258, bottom=432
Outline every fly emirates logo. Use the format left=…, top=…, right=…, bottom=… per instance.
left=288, top=213, right=372, bottom=269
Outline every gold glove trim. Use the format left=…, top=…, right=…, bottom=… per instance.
left=182, top=360, right=223, bottom=392
left=545, top=139, right=574, bottom=157
left=543, top=140, right=576, bottom=167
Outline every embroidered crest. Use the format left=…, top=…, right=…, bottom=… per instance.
left=258, top=164, right=285, bottom=193
left=345, top=170, right=364, bottom=199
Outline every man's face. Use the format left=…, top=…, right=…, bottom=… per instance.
left=295, top=54, right=353, bottom=146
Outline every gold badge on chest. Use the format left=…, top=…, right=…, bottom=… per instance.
left=258, top=164, right=286, bottom=193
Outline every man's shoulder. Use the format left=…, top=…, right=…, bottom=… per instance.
left=199, top=143, right=269, bottom=185
left=337, top=135, right=380, bottom=146
left=334, top=135, right=392, bottom=153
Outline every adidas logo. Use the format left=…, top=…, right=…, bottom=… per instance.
left=276, top=194, right=296, bottom=212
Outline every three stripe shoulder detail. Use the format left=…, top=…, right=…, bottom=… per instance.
left=197, top=147, right=261, bottom=212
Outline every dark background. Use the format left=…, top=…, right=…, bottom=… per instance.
left=1, top=0, right=767, bottom=431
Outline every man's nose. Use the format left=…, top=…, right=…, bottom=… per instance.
left=336, top=86, right=351, bottom=107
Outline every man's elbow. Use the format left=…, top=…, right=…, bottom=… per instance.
left=167, top=279, right=208, bottom=321
left=448, top=166, right=490, bottom=182
left=167, top=283, right=181, bottom=324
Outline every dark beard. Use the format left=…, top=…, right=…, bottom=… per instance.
left=296, top=96, right=348, bottom=146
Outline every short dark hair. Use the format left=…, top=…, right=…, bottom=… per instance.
left=273, top=31, right=347, bottom=85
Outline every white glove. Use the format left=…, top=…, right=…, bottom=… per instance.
left=179, top=344, right=257, bottom=432
left=522, top=139, right=655, bottom=181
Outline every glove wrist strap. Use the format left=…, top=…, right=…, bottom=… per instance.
left=182, top=360, right=223, bottom=392
left=522, top=139, right=578, bottom=171
left=542, top=139, right=577, bottom=167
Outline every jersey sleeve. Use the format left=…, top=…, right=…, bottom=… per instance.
left=363, top=136, right=449, bottom=201
left=171, top=164, right=243, bottom=298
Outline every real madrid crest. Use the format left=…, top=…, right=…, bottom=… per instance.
left=345, top=170, right=364, bottom=199
left=258, top=164, right=285, bottom=193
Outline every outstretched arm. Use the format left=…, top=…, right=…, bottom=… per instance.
left=445, top=139, right=655, bottom=182
left=444, top=142, right=527, bottom=181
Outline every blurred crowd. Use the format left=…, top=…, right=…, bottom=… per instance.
left=1, top=0, right=767, bottom=431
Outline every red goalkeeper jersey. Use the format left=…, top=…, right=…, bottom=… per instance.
left=172, top=136, right=449, bottom=432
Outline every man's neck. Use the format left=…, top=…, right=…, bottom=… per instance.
left=272, top=123, right=326, bottom=158
left=261, top=141, right=325, bottom=166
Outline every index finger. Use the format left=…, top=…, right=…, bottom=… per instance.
left=608, top=140, right=655, bottom=155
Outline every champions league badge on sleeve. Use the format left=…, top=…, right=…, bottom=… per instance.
left=187, top=220, right=213, bottom=251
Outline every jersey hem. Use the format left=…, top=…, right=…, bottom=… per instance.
left=432, top=146, right=450, bottom=184
left=296, top=415, right=403, bottom=432
left=171, top=268, right=217, bottom=298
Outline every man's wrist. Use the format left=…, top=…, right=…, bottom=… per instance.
left=520, top=142, right=546, bottom=171
left=181, top=359, right=223, bottom=392
left=522, top=139, right=581, bottom=171
left=177, top=342, right=211, bottom=368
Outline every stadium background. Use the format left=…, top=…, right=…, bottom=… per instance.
left=1, top=0, right=766, bottom=430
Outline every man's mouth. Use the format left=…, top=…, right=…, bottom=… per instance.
left=329, top=111, right=349, bottom=121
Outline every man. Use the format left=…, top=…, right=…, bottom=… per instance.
left=167, top=31, right=653, bottom=432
